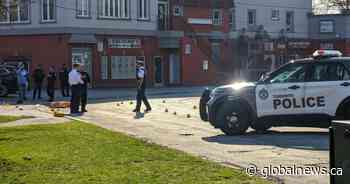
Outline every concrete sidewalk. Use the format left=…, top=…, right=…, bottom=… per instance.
left=1, top=86, right=214, bottom=103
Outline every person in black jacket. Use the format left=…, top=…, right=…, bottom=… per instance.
left=59, top=64, right=70, bottom=97
left=79, top=65, right=90, bottom=112
left=133, top=60, right=151, bottom=113
left=32, top=64, right=45, bottom=100
left=47, top=66, right=57, bottom=102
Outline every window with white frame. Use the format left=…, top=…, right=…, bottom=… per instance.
left=99, top=0, right=130, bottom=19
left=111, top=56, right=136, bottom=79
left=271, top=9, right=280, bottom=21
left=212, top=9, right=222, bottom=25
left=137, top=0, right=149, bottom=20
left=0, top=0, right=29, bottom=23
left=248, top=9, right=256, bottom=26
left=77, top=0, right=90, bottom=17
left=42, top=0, right=55, bottom=22
left=173, top=5, right=183, bottom=16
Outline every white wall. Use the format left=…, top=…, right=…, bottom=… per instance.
left=234, top=0, right=312, bottom=39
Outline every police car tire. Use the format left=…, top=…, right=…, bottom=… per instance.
left=199, top=89, right=211, bottom=121
left=251, top=121, right=271, bottom=133
left=216, top=101, right=250, bottom=135
left=0, top=84, right=8, bottom=97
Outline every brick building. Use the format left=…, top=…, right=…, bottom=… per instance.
left=0, top=0, right=234, bottom=88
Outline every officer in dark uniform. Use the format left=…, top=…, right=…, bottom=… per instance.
left=32, top=64, right=45, bottom=100
left=79, top=65, right=90, bottom=112
left=59, top=64, right=70, bottom=97
left=46, top=66, right=57, bottom=102
left=133, top=60, right=151, bottom=113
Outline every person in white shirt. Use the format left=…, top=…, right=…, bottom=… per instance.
left=69, top=63, right=84, bottom=114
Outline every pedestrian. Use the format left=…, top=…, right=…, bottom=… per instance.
left=46, top=66, right=56, bottom=102
left=133, top=60, right=151, bottom=113
left=59, top=64, right=70, bottom=97
left=16, top=64, right=28, bottom=104
left=78, top=65, right=90, bottom=113
left=32, top=64, right=45, bottom=100
left=69, top=63, right=84, bottom=114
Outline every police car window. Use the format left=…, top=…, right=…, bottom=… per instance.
left=310, top=63, right=350, bottom=81
left=269, top=64, right=307, bottom=83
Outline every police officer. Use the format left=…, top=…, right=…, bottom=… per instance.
left=69, top=63, right=84, bottom=114
left=78, top=65, right=90, bottom=113
left=32, top=64, right=45, bottom=100
left=59, top=64, right=70, bottom=97
left=46, top=66, right=56, bottom=102
left=133, top=60, right=151, bottom=113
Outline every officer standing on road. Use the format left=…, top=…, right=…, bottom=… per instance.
left=133, top=60, right=151, bottom=113
left=32, top=64, right=45, bottom=100
left=16, top=63, right=28, bottom=104
left=69, top=63, right=84, bottom=114
left=46, top=66, right=57, bottom=102
left=59, top=64, right=70, bottom=97
left=78, top=65, right=90, bottom=113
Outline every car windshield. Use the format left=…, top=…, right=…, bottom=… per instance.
left=265, top=63, right=307, bottom=83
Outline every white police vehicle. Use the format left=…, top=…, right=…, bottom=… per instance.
left=199, top=50, right=350, bottom=135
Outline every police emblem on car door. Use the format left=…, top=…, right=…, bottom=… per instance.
left=256, top=63, right=308, bottom=117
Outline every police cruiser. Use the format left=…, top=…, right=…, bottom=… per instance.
left=199, top=50, right=350, bottom=135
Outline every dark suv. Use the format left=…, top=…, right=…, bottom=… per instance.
left=0, top=65, right=18, bottom=97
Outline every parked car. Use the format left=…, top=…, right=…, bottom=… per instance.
left=200, top=50, right=350, bottom=135
left=0, top=64, right=18, bottom=97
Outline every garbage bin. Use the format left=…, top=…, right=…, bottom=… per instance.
left=330, top=121, right=350, bottom=184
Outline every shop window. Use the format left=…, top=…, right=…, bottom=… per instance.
left=111, top=56, right=136, bottom=79
left=101, top=55, right=108, bottom=80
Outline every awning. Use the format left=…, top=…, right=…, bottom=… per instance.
left=69, top=34, right=97, bottom=44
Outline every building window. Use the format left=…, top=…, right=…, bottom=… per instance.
left=77, top=0, right=90, bottom=17
left=271, top=9, right=280, bottom=21
left=173, top=5, right=183, bottom=16
left=101, top=55, right=109, bottom=80
left=212, top=9, right=222, bottom=25
left=99, top=0, right=130, bottom=19
left=211, top=42, right=220, bottom=64
left=247, top=9, right=256, bottom=26
left=108, top=38, right=141, bottom=48
left=42, top=0, right=56, bottom=22
left=320, top=20, right=334, bottom=33
left=0, top=0, right=29, bottom=23
left=137, top=0, right=149, bottom=20
left=185, top=44, right=191, bottom=55
left=286, top=11, right=294, bottom=32
left=111, top=56, right=136, bottom=79
left=320, top=43, right=334, bottom=50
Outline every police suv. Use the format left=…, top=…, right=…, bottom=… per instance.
left=199, top=50, right=350, bottom=135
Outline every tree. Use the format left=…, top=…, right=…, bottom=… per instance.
left=320, top=0, right=350, bottom=13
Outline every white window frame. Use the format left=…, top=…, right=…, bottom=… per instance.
left=173, top=5, right=183, bottom=16
left=247, top=9, right=256, bottom=26
left=41, top=0, right=56, bottom=22
left=137, top=0, right=149, bottom=20
left=0, top=0, right=30, bottom=24
left=111, top=56, right=136, bottom=79
left=212, top=9, right=222, bottom=26
left=99, top=0, right=130, bottom=19
left=77, top=0, right=90, bottom=17
left=271, top=9, right=280, bottom=21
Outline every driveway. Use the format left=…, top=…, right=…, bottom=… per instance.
left=70, top=96, right=329, bottom=184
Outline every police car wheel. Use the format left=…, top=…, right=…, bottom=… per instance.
left=251, top=121, right=271, bottom=133
left=199, top=89, right=211, bottom=121
left=216, top=101, right=250, bottom=135
left=0, top=84, right=8, bottom=97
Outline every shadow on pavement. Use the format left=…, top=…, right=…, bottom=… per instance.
left=202, top=130, right=329, bottom=151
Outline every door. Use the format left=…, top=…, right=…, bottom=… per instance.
left=72, top=48, right=93, bottom=87
left=169, top=53, right=180, bottom=84
left=154, top=56, right=163, bottom=86
left=304, top=62, right=350, bottom=116
left=256, top=63, right=308, bottom=117
left=158, top=1, right=168, bottom=30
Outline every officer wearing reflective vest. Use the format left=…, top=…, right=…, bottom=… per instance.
left=133, top=60, right=152, bottom=113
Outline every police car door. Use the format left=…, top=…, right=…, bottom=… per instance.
left=256, top=63, right=308, bottom=117
left=304, top=62, right=350, bottom=116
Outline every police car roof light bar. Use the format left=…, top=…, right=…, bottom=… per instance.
left=312, top=50, right=343, bottom=59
